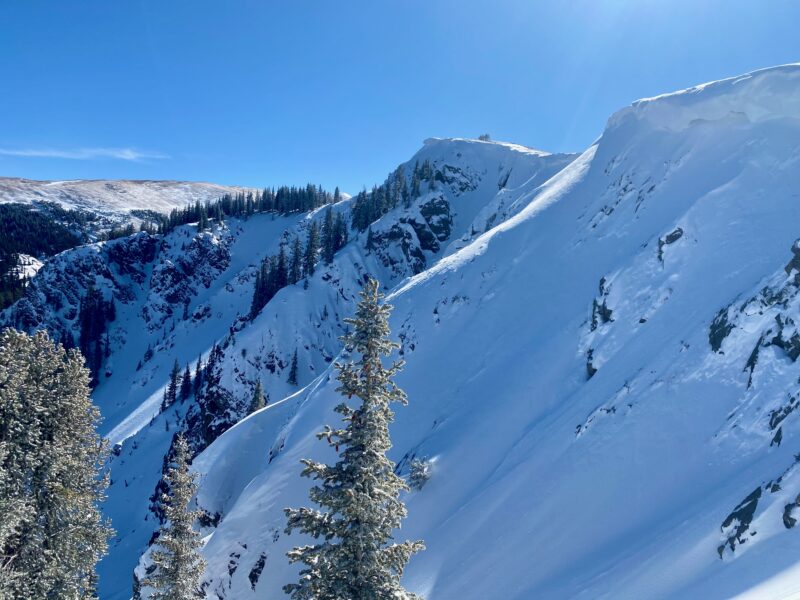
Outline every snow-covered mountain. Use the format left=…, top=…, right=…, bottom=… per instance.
left=0, top=177, right=250, bottom=225
left=5, top=63, right=800, bottom=599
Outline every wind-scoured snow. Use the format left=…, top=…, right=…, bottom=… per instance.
left=0, top=177, right=250, bottom=222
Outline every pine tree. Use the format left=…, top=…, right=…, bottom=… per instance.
left=143, top=434, right=206, bottom=600
left=249, top=379, right=267, bottom=414
left=180, top=364, right=192, bottom=402
left=321, top=207, right=335, bottom=265
left=0, top=329, right=112, bottom=599
left=287, top=349, right=299, bottom=386
left=290, top=236, right=303, bottom=284
left=165, top=359, right=181, bottom=408
left=192, top=356, right=203, bottom=398
left=304, top=221, right=320, bottom=277
left=411, top=161, right=421, bottom=198
left=275, top=245, right=289, bottom=289
left=333, top=212, right=348, bottom=252
left=284, top=279, right=424, bottom=600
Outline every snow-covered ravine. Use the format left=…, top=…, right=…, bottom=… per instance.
left=5, top=63, right=800, bottom=599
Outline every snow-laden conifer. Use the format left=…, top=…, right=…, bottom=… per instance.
left=250, top=379, right=266, bottom=414
left=143, top=434, right=206, bottom=600
left=0, top=328, right=111, bottom=599
left=284, top=278, right=424, bottom=600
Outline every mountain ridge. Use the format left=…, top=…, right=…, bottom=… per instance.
left=4, top=63, right=800, bottom=599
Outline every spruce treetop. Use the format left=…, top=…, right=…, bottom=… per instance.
left=284, top=278, right=423, bottom=600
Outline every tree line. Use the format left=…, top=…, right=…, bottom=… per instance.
left=249, top=206, right=348, bottom=319
left=110, top=184, right=342, bottom=240
left=350, top=159, right=437, bottom=232
left=0, top=203, right=84, bottom=309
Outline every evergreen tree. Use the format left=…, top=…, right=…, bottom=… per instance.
left=165, top=359, right=181, bottom=408
left=287, top=349, right=299, bottom=386
left=411, top=161, right=421, bottom=198
left=304, top=221, right=320, bottom=276
left=250, top=266, right=265, bottom=318
left=78, top=285, right=113, bottom=384
left=290, top=236, right=303, bottom=284
left=143, top=435, right=206, bottom=600
left=321, top=207, right=335, bottom=265
left=333, top=212, right=348, bottom=252
left=0, top=443, right=26, bottom=597
left=180, top=364, right=192, bottom=402
left=191, top=344, right=231, bottom=446
left=284, top=279, right=424, bottom=600
left=0, top=329, right=112, bottom=599
left=192, top=356, right=203, bottom=398
left=275, top=245, right=289, bottom=289
left=249, top=379, right=267, bottom=414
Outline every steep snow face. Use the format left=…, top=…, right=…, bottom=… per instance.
left=0, top=177, right=250, bottom=223
left=7, top=63, right=800, bottom=600
left=176, top=64, right=800, bottom=600
left=1, top=137, right=573, bottom=599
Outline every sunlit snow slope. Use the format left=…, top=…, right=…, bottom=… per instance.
left=183, top=64, right=800, bottom=600
left=5, top=63, right=800, bottom=600
left=0, top=177, right=249, bottom=222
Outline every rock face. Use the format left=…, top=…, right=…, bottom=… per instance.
left=8, top=64, right=800, bottom=600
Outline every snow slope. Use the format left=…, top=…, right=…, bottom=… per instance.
left=2, top=135, right=573, bottom=599
left=6, top=63, right=800, bottom=600
left=0, top=177, right=250, bottom=223
left=180, top=64, right=800, bottom=600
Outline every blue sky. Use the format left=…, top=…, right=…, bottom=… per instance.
left=1, top=1, right=798, bottom=194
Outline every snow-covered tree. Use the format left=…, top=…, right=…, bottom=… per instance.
left=408, top=459, right=432, bottom=491
left=287, top=348, right=299, bottom=386
left=0, top=443, right=26, bottom=597
left=143, top=434, right=206, bottom=600
left=284, top=278, right=424, bottom=600
left=0, top=328, right=112, bottom=599
left=250, top=379, right=267, bottom=414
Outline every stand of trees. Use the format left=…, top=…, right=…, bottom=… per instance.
left=0, top=329, right=112, bottom=598
left=249, top=208, right=347, bottom=319
left=0, top=203, right=82, bottom=309
left=78, top=285, right=116, bottom=385
left=140, top=184, right=338, bottom=237
left=350, top=160, right=436, bottom=232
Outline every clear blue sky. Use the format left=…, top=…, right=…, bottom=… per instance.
left=1, top=1, right=798, bottom=194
